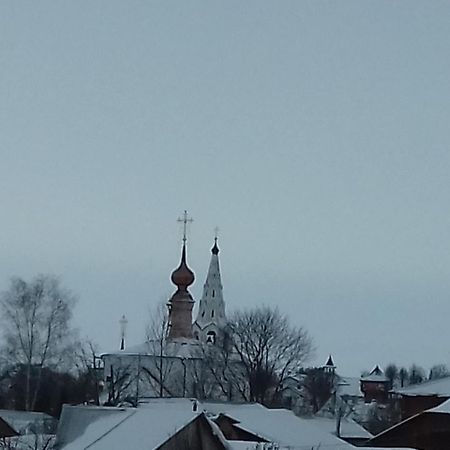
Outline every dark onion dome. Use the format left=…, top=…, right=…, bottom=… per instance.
left=211, top=237, right=219, bottom=255
left=171, top=244, right=195, bottom=290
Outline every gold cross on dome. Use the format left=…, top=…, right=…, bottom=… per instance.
left=177, top=210, right=193, bottom=244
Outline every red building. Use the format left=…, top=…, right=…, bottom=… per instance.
left=392, top=376, right=450, bottom=419
left=360, top=365, right=390, bottom=403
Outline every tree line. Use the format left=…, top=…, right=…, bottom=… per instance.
left=2, top=273, right=449, bottom=419
left=382, top=362, right=450, bottom=388
left=0, top=275, right=98, bottom=416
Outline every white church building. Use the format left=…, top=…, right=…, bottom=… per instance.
left=100, top=217, right=244, bottom=404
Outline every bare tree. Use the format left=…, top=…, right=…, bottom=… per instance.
left=144, top=301, right=175, bottom=397
left=303, top=367, right=334, bottom=413
left=399, top=367, right=409, bottom=387
left=384, top=363, right=399, bottom=389
left=429, top=363, right=450, bottom=380
left=200, top=328, right=249, bottom=401
left=408, top=364, right=426, bottom=385
left=0, top=275, right=77, bottom=411
left=229, top=306, right=313, bottom=404
left=105, top=363, right=134, bottom=406
left=73, top=340, right=102, bottom=405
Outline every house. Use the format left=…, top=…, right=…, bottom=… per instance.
left=361, top=366, right=390, bottom=403
left=54, top=398, right=226, bottom=450
left=54, top=397, right=413, bottom=450
left=367, top=398, right=450, bottom=450
left=392, top=376, right=450, bottom=419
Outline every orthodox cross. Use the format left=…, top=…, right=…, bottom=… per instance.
left=214, top=226, right=219, bottom=244
left=177, top=210, right=193, bottom=244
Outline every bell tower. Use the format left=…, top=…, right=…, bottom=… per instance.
left=167, top=211, right=195, bottom=340
left=193, top=230, right=226, bottom=344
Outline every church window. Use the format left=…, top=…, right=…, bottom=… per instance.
left=212, top=290, right=215, bottom=298
left=212, top=310, right=214, bottom=318
left=206, top=331, right=216, bottom=344
left=201, top=311, right=205, bottom=318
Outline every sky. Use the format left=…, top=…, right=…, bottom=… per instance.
left=1, top=1, right=449, bottom=376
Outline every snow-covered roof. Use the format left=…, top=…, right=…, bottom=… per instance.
left=361, top=366, right=389, bottom=383
left=309, top=416, right=372, bottom=439
left=427, top=398, right=450, bottom=413
left=202, top=402, right=354, bottom=449
left=101, top=338, right=203, bottom=359
left=56, top=398, right=202, bottom=450
left=393, top=376, right=450, bottom=397
left=0, top=410, right=56, bottom=435
left=337, top=376, right=364, bottom=398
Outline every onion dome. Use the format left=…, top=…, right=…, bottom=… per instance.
left=171, top=243, right=195, bottom=290
left=211, top=237, right=219, bottom=255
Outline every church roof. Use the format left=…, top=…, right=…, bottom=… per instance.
left=361, top=365, right=389, bottom=383
left=325, top=355, right=335, bottom=367
left=170, top=243, right=195, bottom=293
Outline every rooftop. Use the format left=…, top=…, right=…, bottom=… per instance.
left=393, top=375, right=450, bottom=397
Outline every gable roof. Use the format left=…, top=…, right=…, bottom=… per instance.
left=202, top=402, right=354, bottom=449
left=366, top=399, right=450, bottom=448
left=361, top=365, right=389, bottom=383
left=55, top=398, right=203, bottom=450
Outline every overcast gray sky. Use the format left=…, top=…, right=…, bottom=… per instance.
left=1, top=1, right=449, bottom=376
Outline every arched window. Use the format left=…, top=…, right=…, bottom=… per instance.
left=212, top=290, right=215, bottom=298
left=211, top=310, right=215, bottom=318
left=206, top=331, right=216, bottom=344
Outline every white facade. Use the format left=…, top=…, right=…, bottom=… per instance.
left=193, top=239, right=226, bottom=344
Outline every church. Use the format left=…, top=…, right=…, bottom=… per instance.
left=100, top=213, right=241, bottom=404
left=166, top=223, right=226, bottom=346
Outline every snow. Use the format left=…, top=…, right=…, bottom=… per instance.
left=337, top=376, right=363, bottom=398
left=0, top=409, right=55, bottom=434
left=393, top=375, right=450, bottom=397
left=55, top=398, right=417, bottom=450
left=57, top=398, right=200, bottom=450
left=427, top=398, right=450, bottom=414
left=3, top=434, right=55, bottom=450
left=202, top=402, right=354, bottom=449
left=308, top=416, right=372, bottom=439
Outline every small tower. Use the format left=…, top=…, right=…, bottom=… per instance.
left=119, top=315, right=128, bottom=350
left=167, top=211, right=195, bottom=340
left=323, top=355, right=336, bottom=376
left=193, top=233, right=226, bottom=344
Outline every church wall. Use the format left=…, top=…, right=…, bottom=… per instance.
left=101, top=351, right=248, bottom=403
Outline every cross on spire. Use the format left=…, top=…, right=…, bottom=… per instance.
left=177, top=210, right=193, bottom=244
left=214, top=226, right=219, bottom=244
